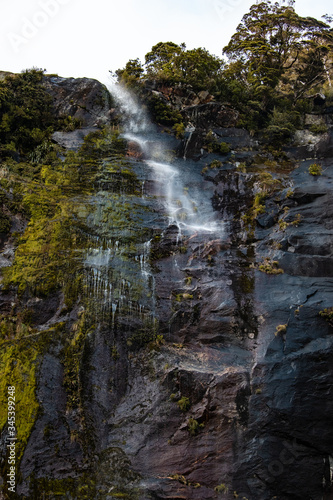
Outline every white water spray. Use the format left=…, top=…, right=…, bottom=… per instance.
left=108, top=82, right=222, bottom=234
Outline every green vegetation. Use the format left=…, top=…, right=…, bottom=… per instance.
left=275, top=324, right=288, bottom=336
left=115, top=42, right=223, bottom=94
left=215, top=483, right=229, bottom=494
left=146, top=94, right=183, bottom=127
left=177, top=396, right=191, bottom=412
left=221, top=1, right=333, bottom=135
left=187, top=418, right=204, bottom=436
left=0, top=69, right=55, bottom=159
left=319, top=307, right=333, bottom=326
left=169, top=474, right=201, bottom=488
left=0, top=120, right=157, bottom=473
left=114, top=3, right=333, bottom=143
left=309, top=123, right=328, bottom=135
left=0, top=342, right=39, bottom=461
left=257, top=258, right=284, bottom=275
left=203, top=132, right=230, bottom=155
left=308, top=163, right=323, bottom=176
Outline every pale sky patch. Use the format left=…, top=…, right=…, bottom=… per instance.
left=1, top=0, right=332, bottom=84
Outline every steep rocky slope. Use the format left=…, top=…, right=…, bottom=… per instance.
left=0, top=76, right=332, bottom=500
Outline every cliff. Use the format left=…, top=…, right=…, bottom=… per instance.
left=0, top=74, right=332, bottom=500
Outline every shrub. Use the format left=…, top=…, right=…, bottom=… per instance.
left=187, top=418, right=204, bottom=436
left=172, top=122, right=185, bottom=139
left=258, top=258, right=284, bottom=275
left=215, top=483, right=229, bottom=493
left=147, top=94, right=183, bottom=127
left=204, top=131, right=230, bottom=155
left=308, top=163, right=322, bottom=176
left=177, top=396, right=190, bottom=411
left=319, top=307, right=333, bottom=326
left=275, top=324, right=287, bottom=336
left=309, top=123, right=328, bottom=135
left=219, top=142, right=230, bottom=154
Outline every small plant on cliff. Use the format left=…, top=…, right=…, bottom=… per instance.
left=309, top=123, right=328, bottom=135
left=257, top=258, right=284, bottom=275
left=215, top=483, right=229, bottom=494
left=319, top=307, right=333, bottom=327
left=291, top=213, right=302, bottom=226
left=204, top=131, right=230, bottom=155
left=177, top=396, right=190, bottom=411
left=253, top=192, right=266, bottom=217
left=187, top=418, right=204, bottom=436
left=275, top=324, right=287, bottom=336
left=308, top=163, right=323, bottom=176
left=172, top=122, right=185, bottom=139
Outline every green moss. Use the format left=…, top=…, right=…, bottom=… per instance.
left=62, top=315, right=92, bottom=410
left=209, top=159, right=223, bottom=169
left=172, top=122, right=185, bottom=139
left=30, top=475, right=97, bottom=499
left=127, top=318, right=159, bottom=350
left=0, top=342, right=39, bottom=462
left=253, top=192, right=266, bottom=217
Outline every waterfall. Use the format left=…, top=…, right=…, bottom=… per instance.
left=108, top=82, right=223, bottom=235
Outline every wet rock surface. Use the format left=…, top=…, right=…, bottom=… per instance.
left=0, top=77, right=333, bottom=500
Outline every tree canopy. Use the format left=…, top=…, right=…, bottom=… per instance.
left=113, top=2, right=333, bottom=140
left=223, top=1, right=333, bottom=104
left=115, top=42, right=223, bottom=94
left=0, top=69, right=55, bottom=159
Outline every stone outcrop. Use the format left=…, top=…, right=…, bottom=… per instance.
left=44, top=76, right=112, bottom=128
left=0, top=75, right=333, bottom=500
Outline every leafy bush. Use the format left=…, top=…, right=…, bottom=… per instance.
left=0, top=69, right=55, bottom=159
left=275, top=324, right=287, bottom=336
left=319, top=307, right=333, bottom=326
left=308, top=163, right=323, bottom=176
left=187, top=418, right=204, bottom=436
left=147, top=94, right=183, bottom=127
left=258, top=258, right=284, bottom=275
left=204, top=131, right=230, bottom=154
left=177, top=396, right=190, bottom=411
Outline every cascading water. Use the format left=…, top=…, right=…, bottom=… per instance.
left=108, top=82, right=223, bottom=235
left=80, top=82, right=224, bottom=331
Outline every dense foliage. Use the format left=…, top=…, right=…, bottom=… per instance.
left=115, top=41, right=224, bottom=94
left=0, top=69, right=56, bottom=160
left=219, top=1, right=333, bottom=136
left=114, top=2, right=333, bottom=140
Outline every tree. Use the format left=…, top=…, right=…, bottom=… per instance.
left=177, top=47, right=223, bottom=92
left=223, top=1, right=333, bottom=104
left=115, top=42, right=224, bottom=94
left=0, top=69, right=55, bottom=158
left=144, top=41, right=185, bottom=80
left=115, top=59, right=144, bottom=88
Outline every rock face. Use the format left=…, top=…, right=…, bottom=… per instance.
left=0, top=76, right=333, bottom=500
left=43, top=75, right=112, bottom=150
left=44, top=75, right=112, bottom=127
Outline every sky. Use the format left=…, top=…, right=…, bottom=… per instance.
left=1, top=0, right=332, bottom=85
